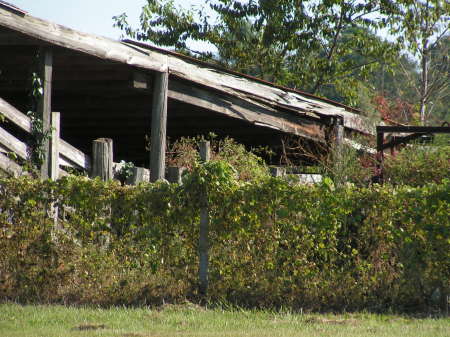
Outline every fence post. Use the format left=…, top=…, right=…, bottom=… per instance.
left=199, top=141, right=210, bottom=296
left=270, top=166, right=285, bottom=177
left=126, top=167, right=150, bottom=185
left=91, top=138, right=113, bottom=181
left=167, top=166, right=185, bottom=184
left=50, top=111, right=60, bottom=181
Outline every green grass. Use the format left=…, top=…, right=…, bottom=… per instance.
left=0, top=303, right=449, bottom=337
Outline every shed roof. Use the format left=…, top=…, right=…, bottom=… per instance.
left=0, top=3, right=374, bottom=142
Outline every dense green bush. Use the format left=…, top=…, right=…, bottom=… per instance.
left=0, top=170, right=449, bottom=312
left=383, top=137, right=450, bottom=186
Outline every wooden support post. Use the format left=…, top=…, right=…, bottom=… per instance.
left=150, top=71, right=168, bottom=182
left=50, top=111, right=60, bottom=180
left=334, top=121, right=344, bottom=171
left=167, top=166, right=185, bottom=184
left=199, top=141, right=210, bottom=296
left=376, top=131, right=384, bottom=184
left=126, top=167, right=150, bottom=185
left=37, top=48, right=53, bottom=179
left=270, top=166, right=285, bottom=177
left=91, top=138, right=113, bottom=181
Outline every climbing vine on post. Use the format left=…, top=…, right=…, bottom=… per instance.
left=27, top=66, right=52, bottom=172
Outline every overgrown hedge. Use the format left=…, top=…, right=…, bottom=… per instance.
left=0, top=165, right=449, bottom=312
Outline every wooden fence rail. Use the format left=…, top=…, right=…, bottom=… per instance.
left=0, top=97, right=91, bottom=177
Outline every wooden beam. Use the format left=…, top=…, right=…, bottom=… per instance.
left=168, top=80, right=326, bottom=143
left=0, top=151, right=27, bottom=177
left=0, top=96, right=91, bottom=170
left=37, top=47, right=52, bottom=179
left=50, top=111, right=60, bottom=180
left=377, top=125, right=450, bottom=133
left=0, top=126, right=27, bottom=159
left=150, top=71, right=168, bottom=182
left=0, top=9, right=167, bottom=72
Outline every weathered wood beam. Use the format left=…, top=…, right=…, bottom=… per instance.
left=50, top=111, right=60, bottom=180
left=150, top=71, right=168, bottom=182
left=0, top=33, right=45, bottom=46
left=377, top=125, right=450, bottom=133
left=37, top=47, right=52, bottom=179
left=168, top=80, right=326, bottom=143
left=0, top=96, right=91, bottom=170
left=0, top=151, right=27, bottom=176
left=0, top=9, right=167, bottom=72
left=0, top=126, right=27, bottom=159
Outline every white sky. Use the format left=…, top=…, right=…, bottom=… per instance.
left=8, top=0, right=395, bottom=54
left=8, top=0, right=207, bottom=39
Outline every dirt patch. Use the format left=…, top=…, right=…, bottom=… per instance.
left=73, top=323, right=107, bottom=331
left=305, top=317, right=359, bottom=325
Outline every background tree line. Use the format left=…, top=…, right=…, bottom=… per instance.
left=113, top=0, right=449, bottom=125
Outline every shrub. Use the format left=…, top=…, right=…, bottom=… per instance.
left=0, top=170, right=448, bottom=312
left=383, top=135, right=450, bottom=186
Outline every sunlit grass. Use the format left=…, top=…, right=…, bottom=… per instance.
left=0, top=303, right=449, bottom=337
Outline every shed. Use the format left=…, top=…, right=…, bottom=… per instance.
left=0, top=2, right=374, bottom=180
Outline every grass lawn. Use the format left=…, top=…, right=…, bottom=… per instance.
left=0, top=302, right=449, bottom=337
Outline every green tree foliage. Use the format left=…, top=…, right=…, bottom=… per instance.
left=386, top=0, right=449, bottom=124
left=113, top=0, right=398, bottom=105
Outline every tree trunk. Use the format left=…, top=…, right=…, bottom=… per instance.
left=420, top=41, right=429, bottom=126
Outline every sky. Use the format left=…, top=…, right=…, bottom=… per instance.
left=9, top=0, right=207, bottom=39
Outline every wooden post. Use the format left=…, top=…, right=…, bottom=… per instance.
left=37, top=48, right=53, bottom=179
left=91, top=138, right=113, bottom=181
left=50, top=111, right=60, bottom=180
left=167, top=166, right=185, bottom=184
left=126, top=167, right=150, bottom=185
left=334, top=121, right=344, bottom=166
left=150, top=71, right=168, bottom=182
left=199, top=141, right=210, bottom=296
left=270, top=166, right=285, bottom=177
left=376, top=130, right=384, bottom=184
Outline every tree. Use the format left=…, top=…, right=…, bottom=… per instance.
left=387, top=0, right=449, bottom=125
left=113, top=0, right=398, bottom=105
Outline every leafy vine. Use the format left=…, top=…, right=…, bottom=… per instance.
left=27, top=68, right=52, bottom=170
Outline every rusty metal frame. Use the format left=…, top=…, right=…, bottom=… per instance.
left=375, top=124, right=450, bottom=183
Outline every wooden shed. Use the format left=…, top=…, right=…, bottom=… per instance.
left=0, top=2, right=373, bottom=180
